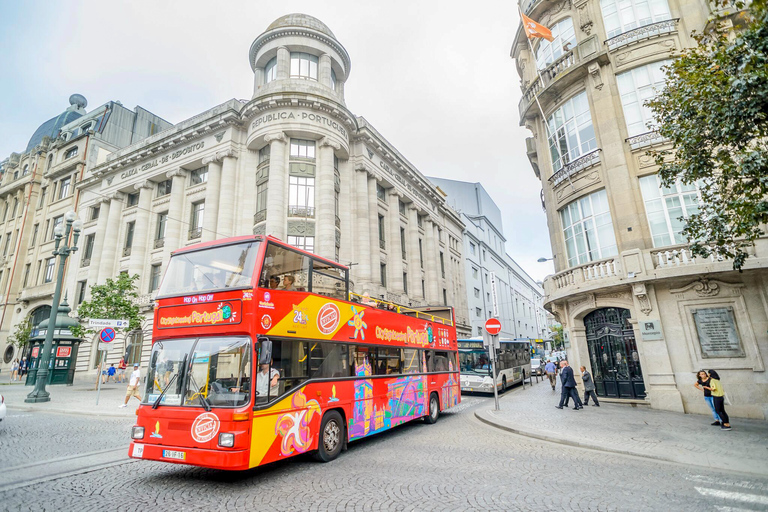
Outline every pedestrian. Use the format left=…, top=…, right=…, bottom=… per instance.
left=117, top=357, right=127, bottom=383
left=580, top=366, right=600, bottom=406
left=703, top=370, right=732, bottom=431
left=107, top=363, right=116, bottom=383
left=544, top=359, right=557, bottom=390
left=694, top=370, right=721, bottom=426
left=120, top=364, right=143, bottom=408
left=10, top=359, right=19, bottom=382
left=19, top=357, right=27, bottom=377
left=101, top=362, right=108, bottom=384
left=556, top=360, right=583, bottom=410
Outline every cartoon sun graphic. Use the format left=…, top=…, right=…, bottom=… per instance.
left=348, top=306, right=367, bottom=340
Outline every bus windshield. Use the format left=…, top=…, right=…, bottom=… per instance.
left=157, top=241, right=261, bottom=297
left=145, top=336, right=252, bottom=408
left=459, top=349, right=491, bottom=374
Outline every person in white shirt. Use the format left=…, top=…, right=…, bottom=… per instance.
left=120, top=364, right=143, bottom=407
left=256, top=362, right=279, bottom=400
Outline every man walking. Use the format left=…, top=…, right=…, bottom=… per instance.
left=580, top=365, right=600, bottom=406
left=120, top=363, right=143, bottom=408
left=544, top=359, right=557, bottom=390
left=556, top=360, right=583, bottom=410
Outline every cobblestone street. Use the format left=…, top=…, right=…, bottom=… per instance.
left=2, top=386, right=768, bottom=511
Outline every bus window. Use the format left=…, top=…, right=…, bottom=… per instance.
left=311, top=259, right=347, bottom=299
left=402, top=349, right=420, bottom=374
left=352, top=346, right=374, bottom=376
left=377, top=347, right=401, bottom=374
left=433, top=351, right=450, bottom=372
left=310, top=342, right=351, bottom=378
left=260, top=243, right=310, bottom=291
left=186, top=337, right=251, bottom=407
left=271, top=339, right=310, bottom=398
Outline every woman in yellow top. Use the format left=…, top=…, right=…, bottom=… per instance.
left=704, top=370, right=732, bottom=431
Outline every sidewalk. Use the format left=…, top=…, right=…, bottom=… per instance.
left=0, top=379, right=140, bottom=418
left=475, top=377, right=768, bottom=476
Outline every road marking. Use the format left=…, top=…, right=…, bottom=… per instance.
left=686, top=474, right=768, bottom=492
left=695, top=487, right=768, bottom=506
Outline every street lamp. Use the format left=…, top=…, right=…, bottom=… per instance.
left=537, top=256, right=554, bottom=263
left=26, top=210, right=82, bottom=403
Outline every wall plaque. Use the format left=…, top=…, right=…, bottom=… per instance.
left=692, top=307, right=745, bottom=358
left=639, top=319, right=663, bottom=341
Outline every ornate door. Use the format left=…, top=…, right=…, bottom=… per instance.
left=584, top=308, right=645, bottom=399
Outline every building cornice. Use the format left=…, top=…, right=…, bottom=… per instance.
left=240, top=92, right=358, bottom=136
left=249, top=27, right=351, bottom=76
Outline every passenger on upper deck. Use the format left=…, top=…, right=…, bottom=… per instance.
left=281, top=275, right=296, bottom=291
left=268, top=276, right=280, bottom=289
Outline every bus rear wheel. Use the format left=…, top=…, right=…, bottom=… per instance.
left=314, top=410, right=344, bottom=462
left=424, top=393, right=440, bottom=424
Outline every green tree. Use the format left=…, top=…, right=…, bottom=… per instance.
left=7, top=316, right=33, bottom=348
left=72, top=273, right=143, bottom=339
left=551, top=325, right=564, bottom=350
left=647, top=0, right=767, bottom=270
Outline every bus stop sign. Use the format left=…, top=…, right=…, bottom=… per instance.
left=485, top=319, right=502, bottom=336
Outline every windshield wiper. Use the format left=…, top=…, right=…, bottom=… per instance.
left=153, top=373, right=178, bottom=409
left=187, top=372, right=211, bottom=411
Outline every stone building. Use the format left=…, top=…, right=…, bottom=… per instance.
left=429, top=177, right=548, bottom=341
left=63, top=13, right=469, bottom=371
left=0, top=96, right=171, bottom=370
left=512, top=1, right=767, bottom=418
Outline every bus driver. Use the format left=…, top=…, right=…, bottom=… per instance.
left=256, top=362, right=280, bottom=400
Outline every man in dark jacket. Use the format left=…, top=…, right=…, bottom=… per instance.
left=580, top=366, right=600, bottom=406
left=556, top=360, right=583, bottom=410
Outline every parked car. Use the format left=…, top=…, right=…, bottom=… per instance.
left=530, top=358, right=544, bottom=376
left=0, top=393, right=6, bottom=422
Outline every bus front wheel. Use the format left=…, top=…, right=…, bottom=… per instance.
left=424, top=393, right=440, bottom=424
left=314, top=410, right=344, bottom=462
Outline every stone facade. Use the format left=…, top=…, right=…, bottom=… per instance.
left=513, top=1, right=767, bottom=418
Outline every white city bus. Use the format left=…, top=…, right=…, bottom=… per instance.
left=458, top=338, right=532, bottom=394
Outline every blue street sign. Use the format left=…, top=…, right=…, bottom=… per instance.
left=100, top=328, right=116, bottom=343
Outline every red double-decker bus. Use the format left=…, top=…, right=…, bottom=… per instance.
left=129, top=235, right=459, bottom=469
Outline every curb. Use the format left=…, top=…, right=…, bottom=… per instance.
left=7, top=405, right=138, bottom=419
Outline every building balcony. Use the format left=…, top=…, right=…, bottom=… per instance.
left=154, top=238, right=165, bottom=249
left=188, top=227, right=202, bottom=240
left=605, top=19, right=679, bottom=52
left=253, top=209, right=267, bottom=224
left=548, top=149, right=601, bottom=188
left=379, top=239, right=386, bottom=250
left=287, top=206, right=315, bottom=218
left=122, top=247, right=132, bottom=257
left=625, top=131, right=667, bottom=151
left=19, top=281, right=56, bottom=303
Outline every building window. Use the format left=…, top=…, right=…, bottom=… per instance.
left=485, top=273, right=489, bottom=284
left=22, top=164, right=30, bottom=176
left=376, top=183, right=386, bottom=201
left=157, top=179, right=172, bottom=198
left=421, top=279, right=426, bottom=298
left=535, top=17, right=576, bottom=70
left=11, top=198, right=18, bottom=218
left=469, top=242, right=476, bottom=255
left=380, top=263, right=387, bottom=286
left=440, top=252, right=445, bottom=278
left=398, top=200, right=406, bottom=216
left=90, top=205, right=100, bottom=221
left=124, top=221, right=135, bottom=254
left=37, top=188, right=46, bottom=209
left=189, top=201, right=204, bottom=239
left=44, top=257, right=55, bottom=283
left=65, top=147, right=78, bottom=159
left=259, top=145, right=271, bottom=164
left=419, top=239, right=424, bottom=268
left=400, top=228, right=407, bottom=259
left=156, top=212, right=168, bottom=245
left=378, top=214, right=386, bottom=249
left=560, top=189, right=618, bottom=267
left=403, top=272, right=408, bottom=294
left=330, top=68, right=337, bottom=90
left=264, top=57, right=277, bottom=84
left=31, top=224, right=38, bottom=247
left=76, top=280, right=87, bottom=305
left=482, top=249, right=486, bottom=261
left=149, top=264, right=162, bottom=292
left=126, top=192, right=139, bottom=207
left=290, top=52, right=319, bottom=80
left=189, top=166, right=208, bottom=185
left=287, top=235, right=315, bottom=253
left=617, top=60, right=670, bottom=137
left=288, top=176, right=315, bottom=216
left=57, top=177, right=71, bottom=200
left=600, top=0, right=671, bottom=39
left=290, top=139, right=316, bottom=159
left=417, top=215, right=423, bottom=228
left=23, top=263, right=31, bottom=287
left=476, top=307, right=482, bottom=317
left=474, top=287, right=480, bottom=298
left=51, top=216, right=63, bottom=240
left=82, top=234, right=95, bottom=265
left=547, top=91, right=597, bottom=173
left=639, top=174, right=701, bottom=247
left=443, top=289, right=447, bottom=306
left=256, top=182, right=268, bottom=219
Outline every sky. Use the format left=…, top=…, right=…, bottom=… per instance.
left=0, top=0, right=556, bottom=282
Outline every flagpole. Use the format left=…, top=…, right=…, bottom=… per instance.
left=518, top=6, right=575, bottom=191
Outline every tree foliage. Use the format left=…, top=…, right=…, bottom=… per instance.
left=8, top=316, right=32, bottom=347
left=551, top=324, right=564, bottom=350
left=647, top=0, right=768, bottom=270
left=71, top=273, right=142, bottom=339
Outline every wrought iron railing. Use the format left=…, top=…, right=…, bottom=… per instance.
left=604, top=19, right=679, bottom=51
left=81, top=257, right=91, bottom=267
left=254, top=209, right=267, bottom=224
left=188, top=227, right=202, bottom=240
left=379, top=239, right=386, bottom=250
left=154, top=238, right=165, bottom=249
left=625, top=131, right=666, bottom=150
left=287, top=206, right=315, bottom=218
left=548, top=149, right=601, bottom=187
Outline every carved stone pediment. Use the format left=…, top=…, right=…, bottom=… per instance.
left=670, top=278, right=744, bottom=298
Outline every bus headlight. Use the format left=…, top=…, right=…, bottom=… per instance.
left=132, top=426, right=145, bottom=439
left=219, top=433, right=235, bottom=447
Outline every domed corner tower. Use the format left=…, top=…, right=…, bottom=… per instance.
left=249, top=13, right=351, bottom=105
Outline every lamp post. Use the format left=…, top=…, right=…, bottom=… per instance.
left=26, top=210, right=83, bottom=403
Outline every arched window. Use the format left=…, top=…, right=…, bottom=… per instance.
left=47, top=155, right=53, bottom=169
left=30, top=305, right=52, bottom=332
left=22, top=164, right=30, bottom=176
left=290, top=52, right=318, bottom=80
left=264, top=57, right=277, bottom=84
left=65, top=147, right=78, bottom=159
left=535, top=18, right=577, bottom=70
left=331, top=68, right=337, bottom=90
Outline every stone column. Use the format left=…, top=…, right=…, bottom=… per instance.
left=128, top=181, right=154, bottom=283
left=217, top=152, right=239, bottom=237
left=96, top=193, right=124, bottom=284
left=367, top=174, right=381, bottom=288
left=276, top=46, right=290, bottom=80
left=316, top=138, right=339, bottom=260
left=387, top=190, right=404, bottom=294
left=164, top=168, right=188, bottom=254
left=319, top=53, right=332, bottom=89
left=407, top=205, right=422, bottom=302
left=87, top=197, right=111, bottom=287
left=424, top=218, right=440, bottom=304
left=239, top=149, right=259, bottom=235
left=253, top=68, right=264, bottom=96
left=353, top=166, right=371, bottom=286
left=201, top=156, right=222, bottom=242
left=264, top=133, right=288, bottom=239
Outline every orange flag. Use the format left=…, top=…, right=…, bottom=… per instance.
left=521, top=13, right=554, bottom=42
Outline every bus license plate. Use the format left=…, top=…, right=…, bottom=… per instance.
left=162, top=450, right=186, bottom=460
left=462, top=387, right=472, bottom=392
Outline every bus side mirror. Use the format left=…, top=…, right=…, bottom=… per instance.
left=258, top=337, right=272, bottom=365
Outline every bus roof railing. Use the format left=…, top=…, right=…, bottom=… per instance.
left=348, top=292, right=454, bottom=327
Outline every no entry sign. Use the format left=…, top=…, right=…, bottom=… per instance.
left=485, top=318, right=502, bottom=336
left=99, top=327, right=116, bottom=343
